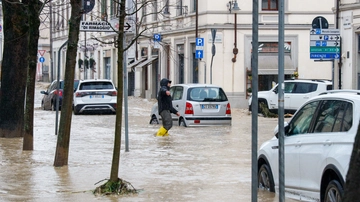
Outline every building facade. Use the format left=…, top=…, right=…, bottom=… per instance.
left=49, top=0, right=337, bottom=108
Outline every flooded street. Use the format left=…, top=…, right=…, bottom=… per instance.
left=0, top=83, right=297, bottom=202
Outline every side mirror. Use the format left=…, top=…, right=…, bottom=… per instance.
left=40, top=90, right=48, bottom=95
left=274, top=121, right=289, bottom=138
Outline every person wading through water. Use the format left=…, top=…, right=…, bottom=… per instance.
left=156, top=78, right=180, bottom=136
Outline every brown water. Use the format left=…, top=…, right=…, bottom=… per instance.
left=0, top=83, right=297, bottom=202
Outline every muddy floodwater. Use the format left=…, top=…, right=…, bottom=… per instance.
left=0, top=83, right=297, bottom=202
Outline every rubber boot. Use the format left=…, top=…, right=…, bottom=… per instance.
left=156, top=126, right=168, bottom=137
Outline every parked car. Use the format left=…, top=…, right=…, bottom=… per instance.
left=73, top=79, right=117, bottom=115
left=257, top=90, right=360, bottom=202
left=249, top=79, right=332, bottom=114
left=149, top=83, right=232, bottom=126
left=41, top=80, right=79, bottom=111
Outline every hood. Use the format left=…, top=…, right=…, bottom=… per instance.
left=160, top=78, right=171, bottom=87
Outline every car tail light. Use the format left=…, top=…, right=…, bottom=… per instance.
left=185, top=102, right=194, bottom=114
left=226, top=103, right=231, bottom=115
left=109, top=91, right=117, bottom=96
left=75, top=92, right=86, bottom=97
left=55, top=90, right=63, bottom=97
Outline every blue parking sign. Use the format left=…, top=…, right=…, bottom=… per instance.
left=196, top=38, right=204, bottom=46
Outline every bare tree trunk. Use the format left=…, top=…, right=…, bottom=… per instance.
left=343, top=124, right=360, bottom=201
left=54, top=0, right=82, bottom=167
left=23, top=0, right=43, bottom=150
left=0, top=0, right=29, bottom=138
left=110, top=0, right=126, bottom=182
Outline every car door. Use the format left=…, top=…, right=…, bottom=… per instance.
left=284, top=82, right=296, bottom=110
left=282, top=100, right=320, bottom=192
left=171, top=86, right=184, bottom=121
left=298, top=100, right=352, bottom=196
left=44, top=81, right=56, bottom=109
left=288, top=82, right=317, bottom=111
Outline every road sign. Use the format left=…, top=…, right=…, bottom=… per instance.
left=154, top=34, right=161, bottom=42
left=80, top=21, right=112, bottom=32
left=310, top=28, right=340, bottom=60
left=310, top=53, right=340, bottom=59
left=38, top=50, right=46, bottom=56
left=196, top=38, right=204, bottom=59
left=39, top=57, right=45, bottom=63
left=195, top=50, right=203, bottom=59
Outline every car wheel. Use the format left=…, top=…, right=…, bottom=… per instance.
left=149, top=115, right=159, bottom=124
left=258, top=100, right=268, bottom=114
left=258, top=164, right=275, bottom=192
left=73, top=108, right=80, bottom=115
left=179, top=118, right=187, bottom=127
left=41, top=101, right=45, bottom=110
left=51, top=102, right=56, bottom=111
left=324, top=180, right=343, bottom=202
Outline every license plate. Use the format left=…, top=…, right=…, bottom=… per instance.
left=90, top=95, right=103, bottom=98
left=201, top=104, right=218, bottom=109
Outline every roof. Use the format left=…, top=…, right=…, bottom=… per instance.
left=172, top=83, right=223, bottom=88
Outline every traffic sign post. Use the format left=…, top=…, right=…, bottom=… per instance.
left=195, top=38, right=204, bottom=59
left=309, top=28, right=340, bottom=60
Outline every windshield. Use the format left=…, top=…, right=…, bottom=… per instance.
left=187, top=87, right=228, bottom=102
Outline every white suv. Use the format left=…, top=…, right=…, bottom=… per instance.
left=73, top=79, right=117, bottom=115
left=249, top=79, right=332, bottom=113
left=257, top=90, right=360, bottom=201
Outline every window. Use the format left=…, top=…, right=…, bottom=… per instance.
left=176, top=0, right=183, bottom=16
left=152, top=0, right=158, bottom=21
left=164, top=0, right=170, bottom=15
left=292, top=83, right=317, bottom=94
left=262, top=0, right=278, bottom=11
left=188, top=87, right=228, bottom=102
left=314, top=100, right=353, bottom=132
left=190, top=0, right=196, bottom=13
left=288, top=101, right=319, bottom=135
left=171, top=86, right=183, bottom=100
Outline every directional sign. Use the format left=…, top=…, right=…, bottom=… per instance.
left=310, top=53, right=340, bottom=59
left=80, top=21, right=112, bottom=32
left=124, top=22, right=131, bottom=31
left=310, top=41, right=340, bottom=47
left=310, top=28, right=340, bottom=60
left=195, top=50, right=203, bottom=59
left=310, top=47, right=340, bottom=52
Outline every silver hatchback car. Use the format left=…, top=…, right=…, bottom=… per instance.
left=150, top=84, right=232, bottom=126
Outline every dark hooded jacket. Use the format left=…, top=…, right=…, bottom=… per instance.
left=157, top=78, right=178, bottom=114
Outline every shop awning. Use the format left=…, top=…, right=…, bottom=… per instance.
left=258, top=55, right=295, bottom=75
left=128, top=57, right=147, bottom=70
left=136, top=56, right=158, bottom=68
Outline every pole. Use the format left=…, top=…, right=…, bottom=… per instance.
left=49, top=1, right=54, bottom=81
left=123, top=34, right=129, bottom=152
left=278, top=0, right=285, bottom=201
left=251, top=0, right=259, bottom=201
left=55, top=40, right=68, bottom=135
left=83, top=14, right=87, bottom=80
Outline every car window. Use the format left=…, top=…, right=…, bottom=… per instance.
left=284, top=82, right=295, bottom=93
left=79, top=82, right=114, bottom=90
left=187, top=87, right=228, bottom=102
left=326, top=85, right=333, bottom=90
left=314, top=100, right=352, bottom=133
left=292, top=83, right=317, bottom=94
left=287, top=101, right=319, bottom=136
left=172, top=86, right=183, bottom=100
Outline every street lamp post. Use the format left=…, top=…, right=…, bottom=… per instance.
left=227, top=1, right=240, bottom=91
